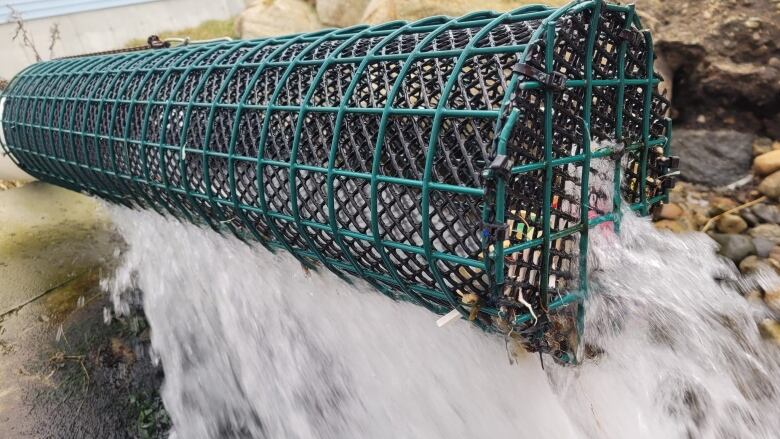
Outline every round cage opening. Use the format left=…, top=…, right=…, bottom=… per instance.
left=0, top=0, right=674, bottom=363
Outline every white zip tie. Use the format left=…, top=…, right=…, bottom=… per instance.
left=517, top=294, right=538, bottom=326
left=436, top=309, right=461, bottom=328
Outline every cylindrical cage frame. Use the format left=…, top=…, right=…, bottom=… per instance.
left=0, top=0, right=673, bottom=362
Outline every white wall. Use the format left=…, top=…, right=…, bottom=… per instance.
left=0, top=0, right=247, bottom=180
left=0, top=0, right=246, bottom=79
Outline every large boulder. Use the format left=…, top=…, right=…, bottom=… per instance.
left=674, top=129, right=754, bottom=187
left=361, top=0, right=567, bottom=24
left=237, top=0, right=324, bottom=39
left=634, top=0, right=780, bottom=137
left=317, top=0, right=371, bottom=27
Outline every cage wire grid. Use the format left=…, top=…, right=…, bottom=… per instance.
left=0, top=0, right=673, bottom=362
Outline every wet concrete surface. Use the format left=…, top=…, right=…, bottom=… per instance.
left=0, top=183, right=116, bottom=314
left=0, top=182, right=167, bottom=438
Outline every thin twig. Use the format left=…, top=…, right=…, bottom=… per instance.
left=701, top=195, right=768, bottom=233
left=0, top=272, right=86, bottom=321
left=7, top=6, right=41, bottom=62
left=7, top=6, right=59, bottom=61
left=48, top=23, right=61, bottom=59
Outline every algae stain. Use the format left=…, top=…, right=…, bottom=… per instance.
left=41, top=269, right=104, bottom=324
left=0, top=182, right=120, bottom=315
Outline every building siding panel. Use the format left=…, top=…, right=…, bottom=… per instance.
left=1, top=0, right=158, bottom=23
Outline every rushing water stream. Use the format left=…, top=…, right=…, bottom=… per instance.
left=102, top=199, right=780, bottom=438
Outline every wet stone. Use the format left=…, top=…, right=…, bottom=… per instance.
left=753, top=137, right=774, bottom=156
left=709, top=196, right=738, bottom=216
left=750, top=203, right=780, bottom=224
left=675, top=129, right=754, bottom=186
left=745, top=289, right=764, bottom=304
left=710, top=233, right=756, bottom=263
left=749, top=224, right=780, bottom=243
left=738, top=255, right=769, bottom=274
left=758, top=171, right=780, bottom=199
left=655, top=219, right=686, bottom=233
left=769, top=245, right=780, bottom=263
left=753, top=238, right=775, bottom=258
left=716, top=214, right=748, bottom=234
left=758, top=319, right=780, bottom=344
left=764, top=289, right=780, bottom=316
left=656, top=203, right=684, bottom=220
left=741, top=209, right=761, bottom=227
left=753, top=149, right=780, bottom=176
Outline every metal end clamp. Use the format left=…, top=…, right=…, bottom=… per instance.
left=513, top=63, right=567, bottom=92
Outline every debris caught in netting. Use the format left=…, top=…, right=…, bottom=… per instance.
left=0, top=0, right=675, bottom=363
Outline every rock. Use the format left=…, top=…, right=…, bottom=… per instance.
left=754, top=150, right=780, bottom=176
left=635, top=0, right=780, bottom=139
left=769, top=245, right=780, bottom=263
left=758, top=319, right=780, bottom=344
left=738, top=255, right=769, bottom=274
left=691, top=210, right=710, bottom=229
left=317, top=0, right=371, bottom=27
left=741, top=209, right=760, bottom=227
left=753, top=137, right=774, bottom=156
left=708, top=196, right=738, bottom=216
left=673, top=130, right=754, bottom=187
left=764, top=289, right=780, bottom=315
left=656, top=203, right=684, bottom=220
left=759, top=171, right=780, bottom=199
left=654, top=219, right=685, bottom=233
left=748, top=224, right=780, bottom=243
left=750, top=203, right=780, bottom=224
left=362, top=0, right=568, bottom=24
left=753, top=238, right=775, bottom=258
left=716, top=214, right=748, bottom=234
left=709, top=233, right=756, bottom=263
left=237, top=0, right=324, bottom=39
left=744, top=289, right=764, bottom=304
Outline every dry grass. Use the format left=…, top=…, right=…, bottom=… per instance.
left=124, top=17, right=238, bottom=48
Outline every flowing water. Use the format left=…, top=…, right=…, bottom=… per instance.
left=102, top=197, right=780, bottom=439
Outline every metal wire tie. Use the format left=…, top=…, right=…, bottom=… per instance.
left=512, top=62, right=567, bottom=92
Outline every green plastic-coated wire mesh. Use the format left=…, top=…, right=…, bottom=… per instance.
left=0, top=0, right=674, bottom=363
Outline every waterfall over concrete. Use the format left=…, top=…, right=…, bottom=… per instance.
left=104, top=202, right=780, bottom=439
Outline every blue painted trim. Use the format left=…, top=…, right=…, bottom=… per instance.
left=1, top=0, right=158, bottom=24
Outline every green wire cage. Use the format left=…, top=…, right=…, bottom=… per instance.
left=0, top=0, right=675, bottom=363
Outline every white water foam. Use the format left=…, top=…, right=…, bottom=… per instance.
left=549, top=209, right=780, bottom=439
left=103, top=207, right=578, bottom=439
left=103, top=197, right=780, bottom=439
